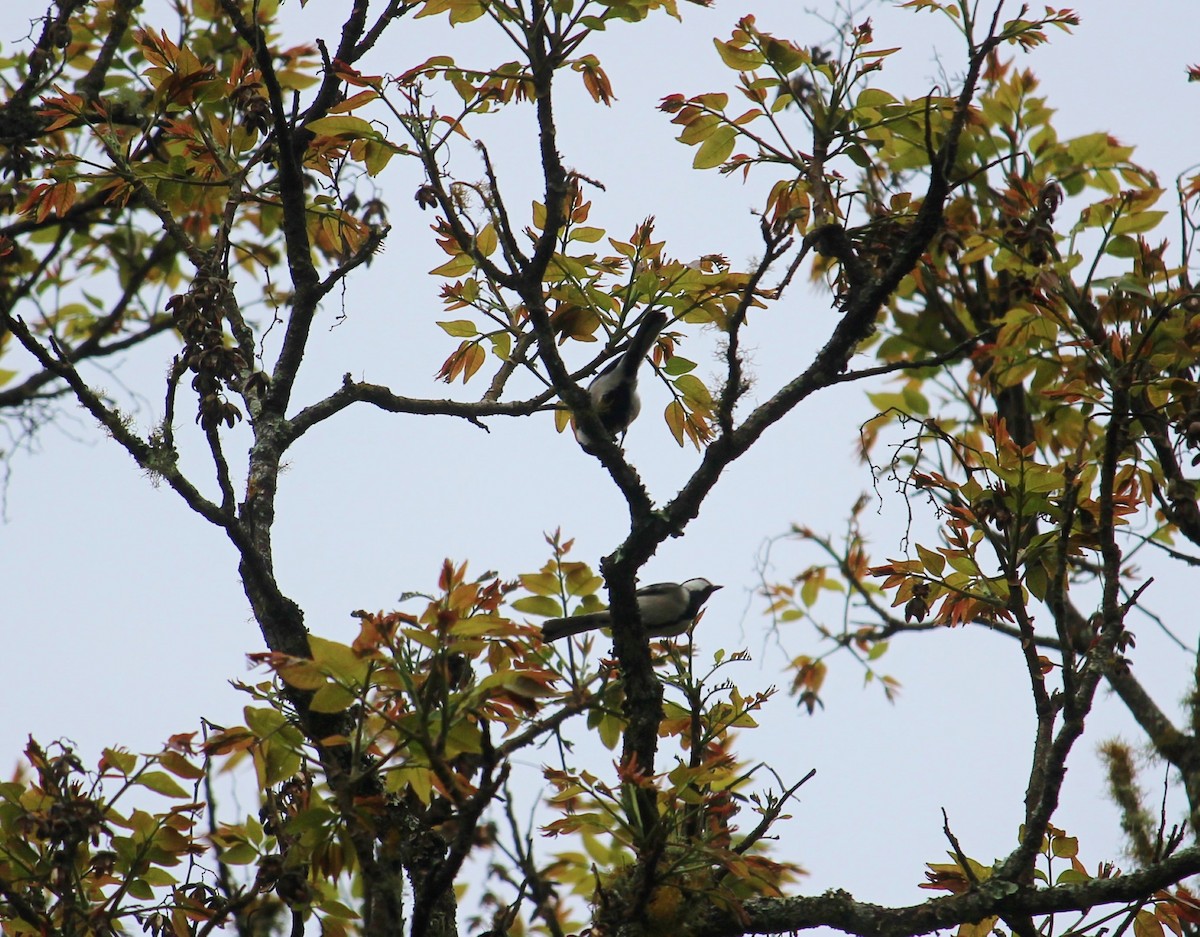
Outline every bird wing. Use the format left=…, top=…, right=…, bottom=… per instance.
left=541, top=609, right=613, bottom=642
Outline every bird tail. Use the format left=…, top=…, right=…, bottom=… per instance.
left=541, top=610, right=613, bottom=642
left=616, top=310, right=668, bottom=377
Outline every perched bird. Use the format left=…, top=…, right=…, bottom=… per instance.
left=541, top=579, right=722, bottom=642
left=574, top=310, right=669, bottom=452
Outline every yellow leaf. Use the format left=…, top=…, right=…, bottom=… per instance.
left=329, top=89, right=379, bottom=113
left=462, top=343, right=485, bottom=381
left=309, top=635, right=369, bottom=684
left=359, top=138, right=398, bottom=176
left=437, top=319, right=479, bottom=337
left=713, top=38, right=765, bottom=71
left=306, top=115, right=378, bottom=138
left=569, top=226, right=605, bottom=243
left=103, top=747, right=138, bottom=776
left=678, top=112, right=721, bottom=146
left=136, top=770, right=189, bottom=799
left=430, top=253, right=477, bottom=277
left=275, top=658, right=327, bottom=690
left=512, top=595, right=562, bottom=617
left=310, top=683, right=357, bottom=713
left=159, top=751, right=205, bottom=780
left=665, top=400, right=686, bottom=446
left=958, top=917, right=999, bottom=937
left=1112, top=210, right=1166, bottom=236
left=489, top=331, right=511, bottom=361
left=674, top=374, right=713, bottom=407
left=387, top=765, right=434, bottom=804
left=1133, top=909, right=1164, bottom=937
left=915, top=543, right=945, bottom=576
left=596, top=712, right=621, bottom=750
left=474, top=222, right=497, bottom=257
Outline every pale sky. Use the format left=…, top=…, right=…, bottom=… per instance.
left=2, top=0, right=1198, bottom=926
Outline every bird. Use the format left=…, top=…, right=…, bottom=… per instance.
left=541, top=579, right=722, bottom=642
left=574, top=310, right=669, bottom=452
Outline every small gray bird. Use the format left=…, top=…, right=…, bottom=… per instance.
left=541, top=579, right=722, bottom=642
left=574, top=310, right=669, bottom=453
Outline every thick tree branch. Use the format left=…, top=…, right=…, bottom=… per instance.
left=216, top=0, right=321, bottom=417
left=694, top=845, right=1200, bottom=937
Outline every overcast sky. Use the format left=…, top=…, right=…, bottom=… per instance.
left=2, top=0, right=1198, bottom=926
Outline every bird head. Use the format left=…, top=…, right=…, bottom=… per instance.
left=682, top=578, right=722, bottom=599
left=680, top=579, right=722, bottom=618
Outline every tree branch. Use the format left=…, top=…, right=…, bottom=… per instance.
left=695, top=845, right=1200, bottom=937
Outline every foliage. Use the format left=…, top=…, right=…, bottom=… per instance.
left=4, top=0, right=1200, bottom=935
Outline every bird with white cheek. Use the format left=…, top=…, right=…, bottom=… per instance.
left=541, top=579, right=722, bottom=642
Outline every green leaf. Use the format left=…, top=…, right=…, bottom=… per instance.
left=474, top=223, right=497, bottom=257
left=1104, top=234, right=1139, bottom=257
left=673, top=374, right=713, bottom=406
left=489, top=331, right=511, bottom=361
left=386, top=765, right=433, bottom=804
left=690, top=92, right=729, bottom=110
left=245, top=705, right=288, bottom=740
left=1025, top=563, right=1048, bottom=602
left=141, top=867, right=178, bottom=886
left=126, top=879, right=155, bottom=900
left=275, top=658, right=327, bottom=691
left=712, top=38, right=765, bottom=71
left=664, top=399, right=686, bottom=446
left=437, top=319, right=480, bottom=337
left=360, top=138, right=398, bottom=176
left=866, top=391, right=908, bottom=413
left=310, top=635, right=369, bottom=684
left=310, top=683, right=357, bottom=713
left=857, top=88, right=898, bottom=107
left=219, top=842, right=260, bottom=865
left=569, top=226, right=606, bottom=243
left=901, top=384, right=930, bottom=416
left=264, top=740, right=303, bottom=785
left=693, top=125, right=736, bottom=170
left=306, top=115, right=378, bottom=138
left=512, top=595, right=564, bottom=617
left=135, top=771, right=189, bottom=799
left=103, top=748, right=138, bottom=776
left=565, top=569, right=603, bottom=596
left=663, top=355, right=696, bottom=376
left=678, top=112, right=721, bottom=146
left=132, top=767, right=187, bottom=796
left=159, top=751, right=205, bottom=780
left=596, top=712, right=621, bottom=750
left=1112, top=210, right=1166, bottom=236
left=317, top=897, right=361, bottom=920
left=1133, top=909, right=1164, bottom=937
left=916, top=543, right=945, bottom=576
left=520, top=573, right=560, bottom=595
left=430, top=253, right=477, bottom=277
left=956, top=235, right=996, bottom=264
